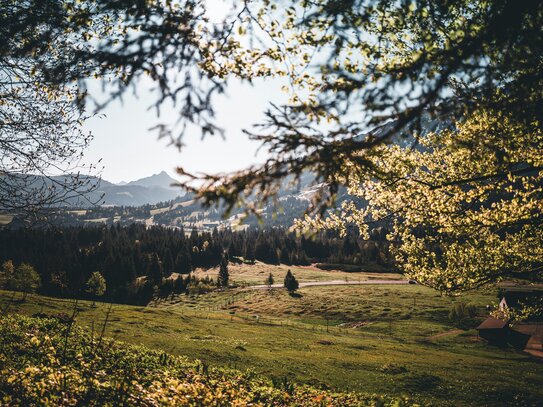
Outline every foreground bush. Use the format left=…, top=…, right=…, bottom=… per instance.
left=0, top=314, right=409, bottom=406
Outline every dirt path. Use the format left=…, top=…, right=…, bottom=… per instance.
left=524, top=336, right=543, bottom=360
left=427, top=329, right=464, bottom=341
left=250, top=279, right=410, bottom=290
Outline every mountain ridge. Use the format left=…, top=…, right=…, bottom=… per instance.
left=0, top=171, right=185, bottom=208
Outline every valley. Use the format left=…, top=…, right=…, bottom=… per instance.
left=2, top=264, right=542, bottom=406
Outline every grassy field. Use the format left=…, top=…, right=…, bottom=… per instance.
left=2, top=268, right=543, bottom=406
left=1, top=314, right=393, bottom=406
left=192, top=262, right=403, bottom=285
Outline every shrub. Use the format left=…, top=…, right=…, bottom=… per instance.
left=448, top=302, right=478, bottom=328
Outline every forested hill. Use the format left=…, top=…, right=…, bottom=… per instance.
left=0, top=224, right=392, bottom=305
left=0, top=171, right=324, bottom=229
left=0, top=171, right=184, bottom=208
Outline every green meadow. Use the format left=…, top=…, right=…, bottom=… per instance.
left=2, top=269, right=542, bottom=406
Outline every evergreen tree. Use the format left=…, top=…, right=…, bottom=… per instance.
left=244, top=242, right=256, bottom=263
left=218, top=252, right=229, bottom=288
left=159, top=279, right=174, bottom=298
left=162, top=248, right=174, bottom=277
left=136, top=280, right=155, bottom=306
left=148, top=253, right=163, bottom=284
left=266, top=273, right=274, bottom=288
left=284, top=269, right=299, bottom=292
left=173, top=276, right=186, bottom=294
left=175, top=248, right=192, bottom=275
left=0, top=224, right=391, bottom=305
left=280, top=249, right=291, bottom=265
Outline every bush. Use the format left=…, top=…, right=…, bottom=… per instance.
left=448, top=302, right=478, bottom=328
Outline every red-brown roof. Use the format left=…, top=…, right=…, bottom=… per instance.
left=476, top=316, right=509, bottom=330
left=511, top=323, right=543, bottom=336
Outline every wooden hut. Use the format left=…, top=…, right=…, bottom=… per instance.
left=476, top=316, right=510, bottom=344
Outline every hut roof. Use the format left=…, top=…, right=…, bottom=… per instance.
left=476, top=316, right=509, bottom=330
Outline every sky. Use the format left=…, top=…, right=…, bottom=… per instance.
left=81, top=0, right=285, bottom=185
left=82, top=77, right=285, bottom=184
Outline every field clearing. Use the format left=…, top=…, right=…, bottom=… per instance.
left=2, top=279, right=542, bottom=406
left=83, top=217, right=109, bottom=223
left=150, top=206, right=171, bottom=215
left=0, top=214, right=13, bottom=225
left=66, top=209, right=87, bottom=216
left=174, top=199, right=196, bottom=208
left=193, top=262, right=404, bottom=285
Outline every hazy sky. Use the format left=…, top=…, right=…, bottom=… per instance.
left=81, top=1, right=285, bottom=184
left=82, top=77, right=284, bottom=184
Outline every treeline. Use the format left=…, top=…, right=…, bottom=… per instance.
left=0, top=224, right=392, bottom=305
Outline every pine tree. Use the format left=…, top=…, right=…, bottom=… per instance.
left=218, top=252, right=229, bottom=288
left=148, top=253, right=163, bottom=284
left=245, top=242, right=256, bottom=263
left=284, top=269, right=299, bottom=292
left=280, top=249, right=291, bottom=265
left=162, top=248, right=174, bottom=277
left=266, top=273, right=274, bottom=288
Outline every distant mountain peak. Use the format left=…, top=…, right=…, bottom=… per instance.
left=126, top=171, right=178, bottom=190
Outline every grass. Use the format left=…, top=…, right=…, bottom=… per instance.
left=150, top=206, right=171, bottom=215
left=2, top=271, right=543, bottom=406
left=1, top=314, right=394, bottom=406
left=192, top=262, right=404, bottom=285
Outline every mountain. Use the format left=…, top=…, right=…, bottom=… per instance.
left=95, top=183, right=183, bottom=206
left=0, top=171, right=185, bottom=209
left=2, top=116, right=449, bottom=224
left=125, top=171, right=178, bottom=190
left=92, top=171, right=184, bottom=206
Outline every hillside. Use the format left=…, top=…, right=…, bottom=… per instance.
left=2, top=279, right=543, bottom=406
left=86, top=171, right=184, bottom=206
left=0, top=172, right=184, bottom=210
left=0, top=313, right=402, bottom=406
left=0, top=171, right=314, bottom=229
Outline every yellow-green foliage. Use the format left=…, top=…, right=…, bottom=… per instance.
left=0, top=314, right=406, bottom=406
left=298, top=110, right=543, bottom=293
